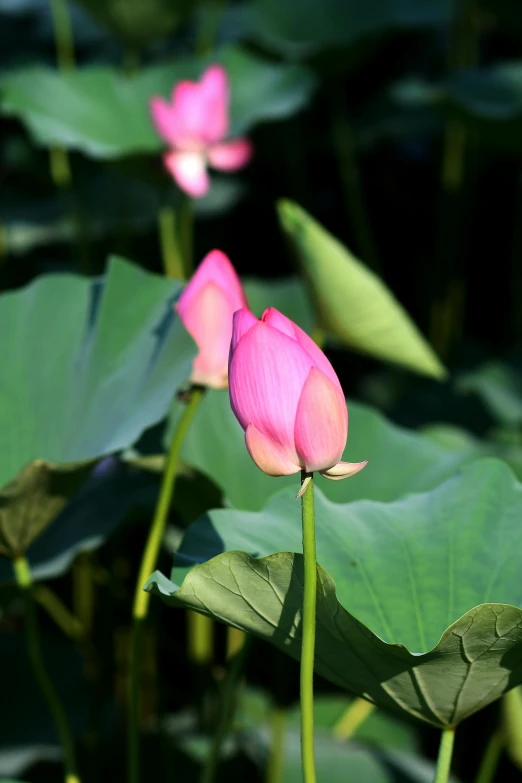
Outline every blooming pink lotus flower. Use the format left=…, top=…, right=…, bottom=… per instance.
left=176, top=249, right=248, bottom=389
left=229, top=308, right=367, bottom=480
left=150, top=65, right=253, bottom=198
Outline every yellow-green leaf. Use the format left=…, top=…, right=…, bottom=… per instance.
left=278, top=199, right=446, bottom=379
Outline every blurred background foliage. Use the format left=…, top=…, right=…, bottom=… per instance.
left=1, top=0, right=522, bottom=780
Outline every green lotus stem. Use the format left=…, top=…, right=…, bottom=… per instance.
left=73, top=552, right=95, bottom=635
left=266, top=706, right=287, bottom=783
left=433, top=726, right=456, bottom=783
left=226, top=626, right=245, bottom=660
left=199, top=635, right=250, bottom=783
left=47, top=0, right=74, bottom=192
left=158, top=205, right=185, bottom=279
left=333, top=697, right=375, bottom=740
left=128, top=386, right=204, bottom=783
left=195, top=0, right=227, bottom=56
left=474, top=729, right=504, bottom=783
left=180, top=194, right=194, bottom=276
left=0, top=222, right=8, bottom=259
left=502, top=687, right=522, bottom=768
left=35, top=584, right=84, bottom=641
left=187, top=609, right=214, bottom=664
left=13, top=556, right=81, bottom=783
left=431, top=0, right=478, bottom=356
left=299, top=470, right=317, bottom=783
left=48, top=0, right=75, bottom=71
left=49, top=146, right=72, bottom=190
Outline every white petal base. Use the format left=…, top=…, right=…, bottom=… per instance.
left=320, top=460, right=368, bottom=481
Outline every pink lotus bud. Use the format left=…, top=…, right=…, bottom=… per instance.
left=176, top=250, right=248, bottom=389
left=150, top=65, right=253, bottom=198
left=228, top=308, right=367, bottom=480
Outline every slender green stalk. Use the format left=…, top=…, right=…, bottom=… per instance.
left=474, top=729, right=504, bottom=783
left=226, top=626, right=245, bottom=660
left=49, top=146, right=72, bottom=190
left=48, top=0, right=75, bottom=71
left=158, top=205, right=185, bottom=279
left=48, top=0, right=74, bottom=192
left=299, top=471, right=317, bottom=783
left=73, top=552, right=95, bottom=636
left=266, top=706, right=287, bottom=783
left=333, top=697, right=375, bottom=740
left=0, top=222, right=8, bottom=259
left=187, top=610, right=214, bottom=665
left=128, top=387, right=204, bottom=783
left=13, top=556, right=81, bottom=783
left=502, top=687, right=522, bottom=769
left=180, top=194, right=193, bottom=276
left=35, top=584, right=84, bottom=641
left=433, top=726, right=456, bottom=783
left=431, top=0, right=478, bottom=356
left=199, top=636, right=250, bottom=783
left=327, top=84, right=380, bottom=274
left=195, top=0, right=227, bottom=56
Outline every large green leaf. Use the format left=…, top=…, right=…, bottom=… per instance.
left=149, top=459, right=522, bottom=727
left=169, top=390, right=476, bottom=511
left=0, top=460, right=94, bottom=558
left=0, top=255, right=192, bottom=483
left=236, top=0, right=451, bottom=58
left=278, top=201, right=446, bottom=379
left=0, top=46, right=316, bottom=158
left=0, top=256, right=193, bottom=551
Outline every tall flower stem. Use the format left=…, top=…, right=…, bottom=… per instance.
left=13, top=556, right=81, bottom=783
left=430, top=0, right=478, bottom=357
left=266, top=706, right=287, bottom=783
left=474, top=729, right=504, bottom=783
left=187, top=611, right=214, bottom=665
left=502, top=687, right=522, bottom=769
left=180, top=194, right=193, bottom=277
left=433, top=726, right=456, bottom=783
left=48, top=0, right=75, bottom=70
left=299, top=470, right=317, bottom=783
left=157, top=196, right=193, bottom=279
left=47, top=0, right=74, bottom=189
left=199, top=635, right=250, bottom=783
left=195, top=0, right=227, bottom=56
left=333, top=697, right=375, bottom=739
left=158, top=205, right=185, bottom=279
left=128, top=386, right=204, bottom=783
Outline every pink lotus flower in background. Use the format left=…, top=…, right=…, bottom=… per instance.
left=176, top=249, right=248, bottom=389
left=229, top=308, right=367, bottom=480
left=150, top=65, right=253, bottom=198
